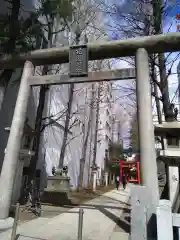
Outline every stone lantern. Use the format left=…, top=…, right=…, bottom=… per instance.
left=91, top=163, right=99, bottom=191
left=43, top=165, right=71, bottom=205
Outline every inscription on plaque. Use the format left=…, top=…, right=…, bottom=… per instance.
left=69, top=45, right=88, bottom=77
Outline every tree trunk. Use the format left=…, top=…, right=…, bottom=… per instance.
left=26, top=83, right=48, bottom=186
left=78, top=84, right=95, bottom=189
left=117, top=121, right=121, bottom=142
left=6, top=0, right=20, bottom=52
left=152, top=0, right=170, bottom=199
left=26, top=26, right=52, bottom=190
left=87, top=124, right=93, bottom=185
left=58, top=83, right=75, bottom=168
left=151, top=61, right=165, bottom=150
left=158, top=53, right=170, bottom=119
left=152, top=0, right=170, bottom=118
left=92, top=83, right=101, bottom=166
left=58, top=31, right=81, bottom=169
left=0, top=0, right=20, bottom=102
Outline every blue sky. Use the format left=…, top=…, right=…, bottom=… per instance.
left=107, top=0, right=180, bottom=93
left=164, top=1, right=180, bottom=105
left=165, top=0, right=180, bottom=17
left=108, top=0, right=180, bottom=39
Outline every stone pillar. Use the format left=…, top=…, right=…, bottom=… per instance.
left=136, top=49, right=159, bottom=210
left=92, top=170, right=97, bottom=191
left=96, top=169, right=101, bottom=186
left=11, top=158, right=24, bottom=205
left=112, top=174, right=115, bottom=184
left=97, top=178, right=100, bottom=186
left=157, top=200, right=173, bottom=240
left=168, top=165, right=179, bottom=205
left=0, top=61, right=34, bottom=227
left=104, top=172, right=108, bottom=186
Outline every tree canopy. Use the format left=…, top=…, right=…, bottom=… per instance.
left=108, top=142, right=124, bottom=160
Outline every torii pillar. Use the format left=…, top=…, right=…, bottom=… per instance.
left=0, top=61, right=34, bottom=231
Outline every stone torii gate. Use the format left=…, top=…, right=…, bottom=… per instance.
left=0, top=32, right=180, bottom=231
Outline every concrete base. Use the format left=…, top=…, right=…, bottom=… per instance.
left=42, top=191, right=71, bottom=206
left=0, top=217, right=14, bottom=233
left=45, top=175, right=70, bottom=192
left=41, top=175, right=71, bottom=206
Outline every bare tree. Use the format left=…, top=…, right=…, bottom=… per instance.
left=105, top=0, right=180, bottom=198
left=104, top=0, right=178, bottom=118
left=58, top=78, right=76, bottom=168
left=78, top=84, right=95, bottom=189
left=105, top=0, right=179, bottom=138
left=26, top=0, right=73, bottom=191
left=92, top=82, right=102, bottom=167
left=58, top=0, right=108, bottom=170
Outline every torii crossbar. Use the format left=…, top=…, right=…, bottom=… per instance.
left=0, top=32, right=180, bottom=69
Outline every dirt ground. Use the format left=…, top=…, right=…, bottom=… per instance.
left=18, top=184, right=115, bottom=223
left=70, top=184, right=115, bottom=204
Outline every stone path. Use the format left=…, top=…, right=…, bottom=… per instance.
left=18, top=204, right=72, bottom=223
left=0, top=185, right=131, bottom=240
